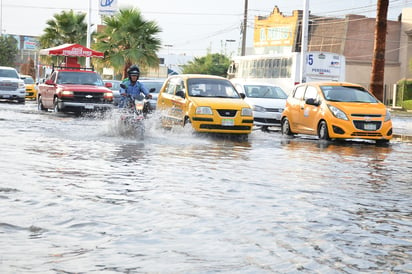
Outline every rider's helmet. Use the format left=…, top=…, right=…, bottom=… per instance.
left=127, top=65, right=140, bottom=80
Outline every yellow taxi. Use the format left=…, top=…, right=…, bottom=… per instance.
left=281, top=82, right=393, bottom=144
left=156, top=74, right=254, bottom=138
left=20, top=74, right=37, bottom=100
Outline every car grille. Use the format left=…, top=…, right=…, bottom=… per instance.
left=351, top=132, right=383, bottom=137
left=353, top=120, right=382, bottom=131
left=71, top=92, right=107, bottom=103
left=351, top=113, right=382, bottom=118
left=265, top=108, right=283, bottom=112
left=200, top=124, right=251, bottom=130
left=217, top=109, right=237, bottom=117
left=254, top=118, right=281, bottom=124
left=0, top=82, right=18, bottom=91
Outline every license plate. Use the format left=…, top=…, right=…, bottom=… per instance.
left=85, top=103, right=94, bottom=109
left=221, top=118, right=234, bottom=126
left=364, top=123, right=376, bottom=130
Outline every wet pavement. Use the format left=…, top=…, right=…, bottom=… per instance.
left=0, top=102, right=411, bottom=273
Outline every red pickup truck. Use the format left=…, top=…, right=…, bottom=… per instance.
left=37, top=65, right=114, bottom=114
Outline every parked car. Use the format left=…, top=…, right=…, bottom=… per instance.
left=103, top=79, right=122, bottom=106
left=0, top=66, right=26, bottom=104
left=232, top=80, right=288, bottom=131
left=281, top=82, right=393, bottom=144
left=20, top=74, right=37, bottom=100
left=156, top=74, right=253, bottom=138
left=139, top=78, right=165, bottom=110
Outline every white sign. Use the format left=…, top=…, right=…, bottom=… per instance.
left=99, top=0, right=118, bottom=16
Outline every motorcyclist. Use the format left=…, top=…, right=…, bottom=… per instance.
left=119, top=65, right=152, bottom=109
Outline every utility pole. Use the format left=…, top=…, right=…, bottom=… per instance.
left=370, top=0, right=389, bottom=102
left=241, top=0, right=248, bottom=56
left=299, top=0, right=309, bottom=83
left=86, top=0, right=92, bottom=67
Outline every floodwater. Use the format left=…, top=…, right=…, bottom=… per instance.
left=0, top=102, right=411, bottom=273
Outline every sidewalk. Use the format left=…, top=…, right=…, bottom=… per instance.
left=390, top=110, right=412, bottom=141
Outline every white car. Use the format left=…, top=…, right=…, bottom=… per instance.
left=0, top=66, right=26, bottom=104
left=232, top=80, right=287, bottom=131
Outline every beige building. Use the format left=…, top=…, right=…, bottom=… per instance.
left=253, top=7, right=412, bottom=104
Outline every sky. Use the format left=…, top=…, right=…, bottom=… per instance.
left=1, top=0, right=411, bottom=56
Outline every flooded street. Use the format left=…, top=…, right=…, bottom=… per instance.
left=1, top=102, right=411, bottom=273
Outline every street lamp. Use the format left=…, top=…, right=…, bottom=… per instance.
left=164, top=44, right=173, bottom=55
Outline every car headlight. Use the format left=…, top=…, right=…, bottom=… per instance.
left=18, top=82, right=25, bottom=89
left=196, top=106, right=213, bottom=115
left=384, top=109, right=391, bottom=122
left=253, top=105, right=266, bottom=112
left=241, top=107, right=253, bottom=116
left=327, top=104, right=348, bottom=120
left=60, top=90, right=74, bottom=97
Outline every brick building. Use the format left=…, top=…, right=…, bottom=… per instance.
left=253, top=7, right=412, bottom=104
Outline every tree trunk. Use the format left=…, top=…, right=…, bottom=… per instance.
left=370, top=0, right=389, bottom=102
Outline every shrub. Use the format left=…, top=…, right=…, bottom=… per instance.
left=402, top=100, right=412, bottom=110
left=396, top=79, right=412, bottom=106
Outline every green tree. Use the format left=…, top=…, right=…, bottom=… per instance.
left=182, top=53, right=230, bottom=77
left=39, top=10, right=87, bottom=48
left=0, top=35, right=18, bottom=66
left=94, top=8, right=162, bottom=78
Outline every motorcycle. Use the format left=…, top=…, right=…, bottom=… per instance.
left=116, top=93, right=148, bottom=138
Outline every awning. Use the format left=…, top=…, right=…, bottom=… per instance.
left=39, top=43, right=104, bottom=58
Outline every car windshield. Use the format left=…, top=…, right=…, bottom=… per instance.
left=321, top=86, right=379, bottom=103
left=244, top=85, right=287, bottom=99
left=58, top=71, right=104, bottom=86
left=22, top=77, right=34, bottom=84
left=0, top=69, right=19, bottom=79
left=188, top=78, right=240, bottom=98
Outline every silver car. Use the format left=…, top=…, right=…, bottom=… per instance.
left=103, top=80, right=122, bottom=106
left=0, top=66, right=26, bottom=104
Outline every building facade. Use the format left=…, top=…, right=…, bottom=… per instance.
left=253, top=7, right=412, bottom=105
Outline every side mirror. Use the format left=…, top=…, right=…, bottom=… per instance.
left=105, top=82, right=112, bottom=88
left=176, top=90, right=185, bottom=99
left=149, top=87, right=156, bottom=93
left=120, top=83, right=126, bottom=89
left=239, top=93, right=246, bottom=99
left=45, top=79, right=54, bottom=85
left=305, top=98, right=320, bottom=106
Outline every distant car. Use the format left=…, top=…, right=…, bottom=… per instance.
left=139, top=78, right=165, bottom=110
left=232, top=80, right=287, bottom=131
left=20, top=74, right=37, bottom=100
left=156, top=74, right=253, bottom=138
left=0, top=66, right=26, bottom=104
left=103, top=79, right=122, bottom=106
left=281, top=82, right=393, bottom=144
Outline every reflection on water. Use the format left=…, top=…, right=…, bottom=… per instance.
left=0, top=102, right=411, bottom=273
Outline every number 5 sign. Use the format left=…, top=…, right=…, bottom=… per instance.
left=99, top=0, right=118, bottom=16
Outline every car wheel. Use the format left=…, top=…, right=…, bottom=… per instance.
left=53, top=97, right=60, bottom=112
left=37, top=96, right=47, bottom=111
left=281, top=117, right=294, bottom=136
left=183, top=116, right=191, bottom=127
left=17, top=98, right=25, bottom=104
left=261, top=126, right=269, bottom=132
left=318, top=121, right=330, bottom=140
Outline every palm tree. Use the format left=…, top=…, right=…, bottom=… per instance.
left=94, top=8, right=162, bottom=78
left=39, top=10, right=87, bottom=48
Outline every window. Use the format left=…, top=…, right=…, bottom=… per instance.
left=293, top=85, right=306, bottom=100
